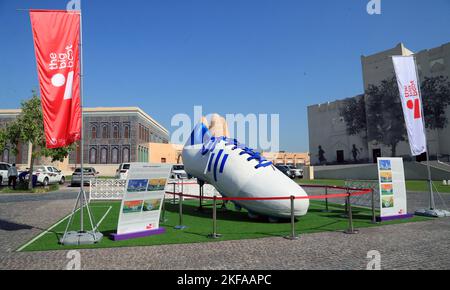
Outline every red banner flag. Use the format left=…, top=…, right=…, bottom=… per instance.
left=30, top=10, right=81, bottom=149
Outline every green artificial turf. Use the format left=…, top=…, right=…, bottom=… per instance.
left=18, top=199, right=431, bottom=252
left=298, top=179, right=450, bottom=193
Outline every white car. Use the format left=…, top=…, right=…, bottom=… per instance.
left=115, top=163, right=131, bottom=180
left=170, top=164, right=189, bottom=179
left=32, top=166, right=66, bottom=186
left=0, top=162, right=11, bottom=185
left=71, top=167, right=99, bottom=186
left=287, top=165, right=304, bottom=179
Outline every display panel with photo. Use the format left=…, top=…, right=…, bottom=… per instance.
left=379, top=159, right=392, bottom=171
left=147, top=178, right=166, bottom=192
left=123, top=200, right=143, bottom=214
left=382, top=196, right=394, bottom=208
left=380, top=171, right=393, bottom=183
left=143, top=199, right=162, bottom=212
left=127, top=179, right=148, bottom=192
left=381, top=184, right=394, bottom=195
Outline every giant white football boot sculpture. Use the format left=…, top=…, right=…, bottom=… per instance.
left=182, top=122, right=309, bottom=220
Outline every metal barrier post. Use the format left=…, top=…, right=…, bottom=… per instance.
left=344, top=192, right=359, bottom=234
left=174, top=193, right=187, bottom=230
left=322, top=186, right=330, bottom=212
left=284, top=195, right=299, bottom=240
left=208, top=195, right=222, bottom=239
left=172, top=183, right=176, bottom=204
left=341, top=187, right=349, bottom=218
left=160, top=196, right=168, bottom=223
left=198, top=180, right=204, bottom=211
left=181, top=178, right=184, bottom=195
left=371, top=188, right=377, bottom=224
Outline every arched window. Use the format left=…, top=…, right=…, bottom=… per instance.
left=124, top=125, right=130, bottom=139
left=111, top=147, right=119, bottom=164
left=102, top=124, right=108, bottom=139
left=122, top=147, right=130, bottom=163
left=89, top=148, right=97, bottom=164
left=101, top=147, right=108, bottom=164
left=91, top=126, right=97, bottom=139
left=2, top=148, right=9, bottom=163
left=113, top=125, right=119, bottom=139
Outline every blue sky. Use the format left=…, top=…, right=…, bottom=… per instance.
left=0, top=0, right=449, bottom=152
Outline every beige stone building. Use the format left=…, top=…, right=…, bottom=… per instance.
left=262, top=152, right=310, bottom=167
left=0, top=107, right=182, bottom=176
left=308, top=42, right=450, bottom=165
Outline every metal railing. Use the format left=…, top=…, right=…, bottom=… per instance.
left=89, top=179, right=126, bottom=201
left=165, top=183, right=373, bottom=240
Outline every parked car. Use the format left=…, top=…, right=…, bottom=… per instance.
left=0, top=162, right=11, bottom=185
left=287, top=165, right=304, bottom=179
left=115, top=163, right=131, bottom=180
left=18, top=169, right=38, bottom=187
left=170, top=164, right=189, bottom=179
left=71, top=167, right=99, bottom=187
left=275, top=165, right=295, bottom=179
left=22, top=166, right=66, bottom=186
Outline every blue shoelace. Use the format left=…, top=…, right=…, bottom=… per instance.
left=201, top=137, right=272, bottom=169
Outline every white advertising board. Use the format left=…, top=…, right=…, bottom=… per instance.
left=377, top=158, right=410, bottom=221
left=115, top=163, right=172, bottom=238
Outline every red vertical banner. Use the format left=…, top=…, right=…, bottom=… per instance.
left=30, top=10, right=81, bottom=149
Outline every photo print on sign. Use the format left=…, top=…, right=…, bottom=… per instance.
left=380, top=171, right=393, bottom=183
left=127, top=179, right=149, bottom=193
left=379, top=160, right=391, bottom=171
left=147, top=179, right=166, bottom=192
left=123, top=200, right=143, bottom=214
left=382, top=196, right=394, bottom=208
left=143, top=199, right=162, bottom=212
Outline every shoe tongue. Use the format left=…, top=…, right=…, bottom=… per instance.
left=187, top=122, right=211, bottom=146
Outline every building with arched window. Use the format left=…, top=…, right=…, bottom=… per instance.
left=1, top=107, right=170, bottom=175
left=69, top=107, right=169, bottom=167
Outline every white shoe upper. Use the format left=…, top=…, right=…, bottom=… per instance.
left=182, top=123, right=309, bottom=218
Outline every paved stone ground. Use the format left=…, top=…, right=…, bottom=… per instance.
left=0, top=187, right=449, bottom=270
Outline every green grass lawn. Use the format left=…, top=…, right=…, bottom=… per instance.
left=64, top=176, right=114, bottom=182
left=297, top=179, right=450, bottom=193
left=0, top=184, right=59, bottom=194
left=18, top=199, right=430, bottom=252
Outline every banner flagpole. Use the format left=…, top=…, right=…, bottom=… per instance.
left=60, top=0, right=103, bottom=245
left=412, top=56, right=450, bottom=218
left=79, top=0, right=85, bottom=234
left=412, top=56, right=435, bottom=211
left=392, top=55, right=449, bottom=218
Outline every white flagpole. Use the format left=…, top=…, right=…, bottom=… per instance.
left=413, top=56, right=435, bottom=210
left=79, top=0, right=85, bottom=232
left=60, top=0, right=103, bottom=244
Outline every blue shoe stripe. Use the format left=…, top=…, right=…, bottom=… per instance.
left=207, top=153, right=215, bottom=172
left=219, top=154, right=229, bottom=173
left=213, top=149, right=224, bottom=181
